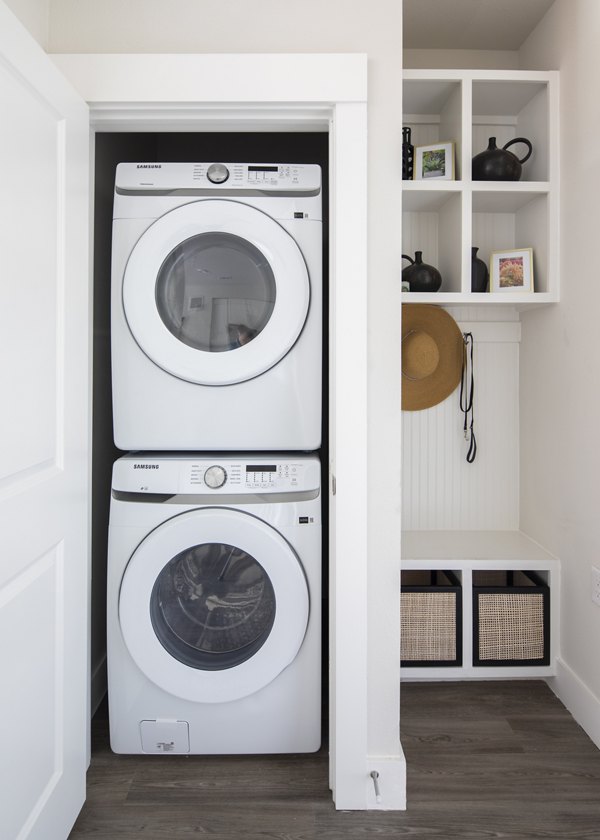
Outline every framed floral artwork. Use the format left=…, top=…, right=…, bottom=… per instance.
left=490, top=248, right=534, bottom=292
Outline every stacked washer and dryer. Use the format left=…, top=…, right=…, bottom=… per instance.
left=107, top=162, right=323, bottom=754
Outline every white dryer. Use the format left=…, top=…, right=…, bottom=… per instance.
left=107, top=453, right=321, bottom=755
left=111, top=162, right=322, bottom=451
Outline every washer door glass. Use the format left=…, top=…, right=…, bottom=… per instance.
left=118, top=507, right=310, bottom=703
left=150, top=542, right=276, bottom=670
left=155, top=233, right=276, bottom=354
left=122, top=200, right=310, bottom=386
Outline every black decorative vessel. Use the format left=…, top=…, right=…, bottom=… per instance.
left=402, top=127, right=414, bottom=180
left=472, top=136, right=533, bottom=181
left=471, top=247, right=489, bottom=293
left=402, top=251, right=442, bottom=292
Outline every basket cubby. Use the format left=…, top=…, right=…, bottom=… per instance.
left=472, top=569, right=550, bottom=667
left=400, top=570, right=462, bottom=667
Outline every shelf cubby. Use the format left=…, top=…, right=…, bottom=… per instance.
left=472, top=569, right=550, bottom=668
left=472, top=79, right=550, bottom=183
left=471, top=187, right=551, bottom=295
left=402, top=187, right=462, bottom=293
left=403, top=78, right=463, bottom=180
left=401, top=570, right=463, bottom=667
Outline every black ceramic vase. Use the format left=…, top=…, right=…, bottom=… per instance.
left=472, top=136, right=533, bottom=181
left=402, top=127, right=414, bottom=181
left=471, top=246, right=489, bottom=293
left=402, top=252, right=442, bottom=292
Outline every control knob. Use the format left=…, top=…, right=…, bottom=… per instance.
left=204, top=465, right=227, bottom=489
left=207, top=163, right=230, bottom=184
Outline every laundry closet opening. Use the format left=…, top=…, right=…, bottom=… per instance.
left=92, top=131, right=330, bottom=739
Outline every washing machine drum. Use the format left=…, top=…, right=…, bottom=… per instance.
left=122, top=199, right=310, bottom=385
left=119, top=508, right=310, bottom=703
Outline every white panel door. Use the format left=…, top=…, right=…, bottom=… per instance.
left=0, top=4, right=90, bottom=839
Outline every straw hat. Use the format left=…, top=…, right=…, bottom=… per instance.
left=402, top=305, right=463, bottom=411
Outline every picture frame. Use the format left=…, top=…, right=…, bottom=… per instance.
left=414, top=142, right=455, bottom=181
left=490, top=248, right=534, bottom=293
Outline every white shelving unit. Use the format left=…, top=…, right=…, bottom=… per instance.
left=400, top=70, right=561, bottom=682
left=402, top=69, right=559, bottom=306
left=401, top=531, right=560, bottom=680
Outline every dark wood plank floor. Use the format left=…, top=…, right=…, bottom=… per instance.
left=69, top=681, right=600, bottom=839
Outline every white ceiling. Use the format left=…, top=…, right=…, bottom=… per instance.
left=403, top=0, right=555, bottom=50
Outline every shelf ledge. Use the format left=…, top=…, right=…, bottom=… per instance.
left=401, top=292, right=558, bottom=309
left=402, top=529, right=559, bottom=566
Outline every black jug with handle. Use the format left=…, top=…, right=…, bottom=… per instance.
left=402, top=251, right=442, bottom=292
left=472, top=136, right=533, bottom=181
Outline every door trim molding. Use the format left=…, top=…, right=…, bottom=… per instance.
left=52, top=51, right=373, bottom=809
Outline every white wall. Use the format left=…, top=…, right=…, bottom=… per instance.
left=519, top=0, right=600, bottom=707
left=48, top=0, right=404, bottom=760
left=4, top=0, right=49, bottom=47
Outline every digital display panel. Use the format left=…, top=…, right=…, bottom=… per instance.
left=248, top=166, right=278, bottom=172
left=246, top=465, right=277, bottom=472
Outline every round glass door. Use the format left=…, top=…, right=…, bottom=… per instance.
left=150, top=542, right=276, bottom=670
left=155, top=233, right=276, bottom=354
left=122, top=200, right=310, bottom=386
left=119, top=507, right=309, bottom=703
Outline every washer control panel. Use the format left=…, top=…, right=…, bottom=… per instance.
left=191, top=461, right=304, bottom=491
left=116, top=162, right=321, bottom=192
left=113, top=455, right=320, bottom=495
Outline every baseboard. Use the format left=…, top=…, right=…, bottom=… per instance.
left=547, top=658, right=600, bottom=750
left=366, top=754, right=407, bottom=810
left=90, top=652, right=107, bottom=718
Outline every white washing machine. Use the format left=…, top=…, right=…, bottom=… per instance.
left=111, top=162, right=322, bottom=451
left=107, top=452, right=321, bottom=755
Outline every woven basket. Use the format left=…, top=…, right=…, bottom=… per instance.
left=473, top=570, right=549, bottom=666
left=401, top=570, right=462, bottom=666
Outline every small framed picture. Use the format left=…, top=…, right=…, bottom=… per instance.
left=490, top=248, right=534, bottom=293
left=414, top=142, right=455, bottom=181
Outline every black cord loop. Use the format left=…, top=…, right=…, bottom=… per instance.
left=460, top=332, right=477, bottom=463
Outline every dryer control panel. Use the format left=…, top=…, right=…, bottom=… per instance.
left=115, top=162, right=321, bottom=193
left=113, top=454, right=321, bottom=495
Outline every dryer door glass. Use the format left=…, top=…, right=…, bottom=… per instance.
left=150, top=542, right=276, bottom=670
left=155, top=233, right=276, bottom=353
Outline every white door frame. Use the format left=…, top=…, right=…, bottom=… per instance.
left=52, top=52, right=372, bottom=809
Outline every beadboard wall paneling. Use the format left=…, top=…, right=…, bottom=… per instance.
left=403, top=211, right=439, bottom=273
left=444, top=306, right=519, bottom=323
left=402, top=319, right=520, bottom=531
left=444, top=305, right=521, bottom=324
left=471, top=211, right=515, bottom=277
